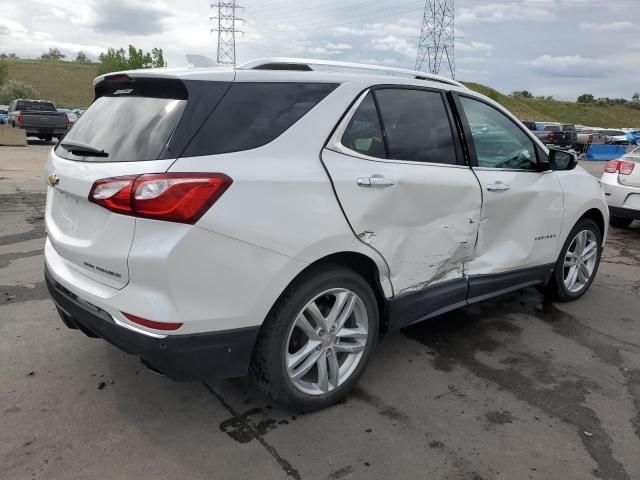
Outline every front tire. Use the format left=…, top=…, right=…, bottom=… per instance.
left=251, top=265, right=379, bottom=411
left=610, top=216, right=633, bottom=228
left=545, top=218, right=602, bottom=302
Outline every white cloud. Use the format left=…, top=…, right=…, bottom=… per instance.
left=455, top=41, right=493, bottom=55
left=458, top=3, right=556, bottom=25
left=579, top=21, right=634, bottom=32
left=529, top=55, right=610, bottom=78
left=324, top=42, right=352, bottom=50
left=370, top=35, right=414, bottom=57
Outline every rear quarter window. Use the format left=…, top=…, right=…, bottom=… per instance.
left=182, top=82, right=337, bottom=156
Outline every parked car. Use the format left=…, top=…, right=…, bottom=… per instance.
left=521, top=120, right=537, bottom=131
left=0, top=105, right=8, bottom=124
left=601, top=146, right=640, bottom=227
left=44, top=59, right=608, bottom=410
left=7, top=99, right=69, bottom=141
left=533, top=124, right=577, bottom=148
left=606, top=129, right=640, bottom=145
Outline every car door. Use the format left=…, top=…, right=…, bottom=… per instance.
left=452, top=93, right=564, bottom=293
left=322, top=86, right=482, bottom=301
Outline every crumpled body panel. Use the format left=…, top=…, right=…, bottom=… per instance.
left=322, top=149, right=482, bottom=294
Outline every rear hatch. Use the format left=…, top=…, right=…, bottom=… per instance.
left=45, top=73, right=232, bottom=289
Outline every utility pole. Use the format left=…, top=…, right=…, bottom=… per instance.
left=210, top=1, right=243, bottom=66
left=415, top=0, right=455, bottom=79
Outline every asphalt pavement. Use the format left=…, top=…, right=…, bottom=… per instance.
left=1, top=145, right=639, bottom=480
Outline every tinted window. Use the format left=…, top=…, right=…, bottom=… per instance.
left=16, top=101, right=56, bottom=111
left=184, top=82, right=337, bottom=156
left=341, top=93, right=385, bottom=158
left=544, top=125, right=560, bottom=131
left=460, top=96, right=537, bottom=170
left=55, top=78, right=188, bottom=162
left=374, top=89, right=457, bottom=164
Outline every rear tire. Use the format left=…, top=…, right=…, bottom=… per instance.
left=251, top=265, right=379, bottom=411
left=544, top=218, right=602, bottom=302
left=610, top=216, right=633, bottom=228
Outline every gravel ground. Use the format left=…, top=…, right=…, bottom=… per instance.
left=1, top=144, right=639, bottom=480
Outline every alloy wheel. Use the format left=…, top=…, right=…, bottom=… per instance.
left=285, top=288, right=368, bottom=396
left=563, top=229, right=598, bottom=293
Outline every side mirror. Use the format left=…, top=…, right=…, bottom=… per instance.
left=548, top=148, right=577, bottom=171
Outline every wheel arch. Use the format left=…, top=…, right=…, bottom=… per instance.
left=268, top=251, right=392, bottom=334
left=580, top=207, right=605, bottom=237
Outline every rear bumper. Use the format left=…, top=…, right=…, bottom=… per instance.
left=45, top=266, right=260, bottom=381
left=25, top=127, right=67, bottom=136
left=609, top=206, right=640, bottom=220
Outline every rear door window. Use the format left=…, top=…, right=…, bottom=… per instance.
left=374, top=88, right=457, bottom=164
left=340, top=93, right=385, bottom=159
left=183, top=82, right=337, bottom=156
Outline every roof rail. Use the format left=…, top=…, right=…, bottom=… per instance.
left=237, top=57, right=466, bottom=88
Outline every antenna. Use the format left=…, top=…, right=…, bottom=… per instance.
left=415, top=0, right=455, bottom=79
left=210, top=1, right=243, bottom=66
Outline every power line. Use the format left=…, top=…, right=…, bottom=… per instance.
left=415, top=0, right=455, bottom=78
left=211, top=1, right=244, bottom=66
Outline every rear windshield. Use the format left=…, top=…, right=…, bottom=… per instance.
left=55, top=78, right=187, bottom=162
left=544, top=125, right=560, bottom=131
left=17, top=101, right=56, bottom=111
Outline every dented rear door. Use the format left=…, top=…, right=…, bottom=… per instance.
left=323, top=87, right=481, bottom=295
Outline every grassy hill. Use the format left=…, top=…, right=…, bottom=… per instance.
left=3, top=59, right=98, bottom=108
left=3, top=60, right=640, bottom=127
left=465, top=82, right=640, bottom=128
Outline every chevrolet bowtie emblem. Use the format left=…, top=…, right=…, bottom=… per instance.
left=47, top=173, right=60, bottom=187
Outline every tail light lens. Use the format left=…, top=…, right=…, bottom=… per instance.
left=547, top=132, right=555, bottom=140
left=64, top=113, right=70, bottom=129
left=16, top=113, right=22, bottom=126
left=89, top=173, right=232, bottom=224
left=588, top=134, right=593, bottom=144
left=605, top=160, right=636, bottom=175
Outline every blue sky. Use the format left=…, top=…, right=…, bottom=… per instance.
left=1, top=0, right=639, bottom=99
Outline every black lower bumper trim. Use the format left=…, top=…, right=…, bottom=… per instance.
left=609, top=206, right=640, bottom=220
left=45, top=266, right=260, bottom=381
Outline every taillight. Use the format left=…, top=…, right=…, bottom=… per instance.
left=588, top=134, right=593, bottom=144
left=16, top=113, right=22, bottom=127
left=88, top=173, right=232, bottom=224
left=122, top=312, right=183, bottom=331
left=605, top=160, right=635, bottom=175
left=547, top=132, right=555, bottom=140
left=64, top=113, right=70, bottom=129
left=619, top=161, right=635, bottom=175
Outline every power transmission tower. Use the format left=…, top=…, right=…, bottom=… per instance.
left=415, top=0, right=455, bottom=79
left=210, top=1, right=243, bottom=66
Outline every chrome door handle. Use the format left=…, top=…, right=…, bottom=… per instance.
left=357, top=176, right=396, bottom=188
left=486, top=183, right=511, bottom=192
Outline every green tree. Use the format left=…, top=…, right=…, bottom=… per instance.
left=41, top=48, right=66, bottom=61
left=0, top=52, right=18, bottom=59
left=511, top=90, right=533, bottom=98
left=0, top=80, right=40, bottom=104
left=98, top=45, right=166, bottom=75
left=75, top=51, right=91, bottom=63
left=631, top=92, right=640, bottom=104
left=577, top=94, right=595, bottom=104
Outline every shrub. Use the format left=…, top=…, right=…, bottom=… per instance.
left=0, top=80, right=41, bottom=104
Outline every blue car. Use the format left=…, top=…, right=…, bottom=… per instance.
left=0, top=105, right=8, bottom=124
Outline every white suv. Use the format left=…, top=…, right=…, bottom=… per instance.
left=44, top=58, right=608, bottom=410
left=600, top=146, right=640, bottom=227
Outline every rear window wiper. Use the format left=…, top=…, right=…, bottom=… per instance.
left=60, top=141, right=109, bottom=157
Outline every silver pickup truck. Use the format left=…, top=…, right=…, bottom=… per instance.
left=6, top=99, right=69, bottom=141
